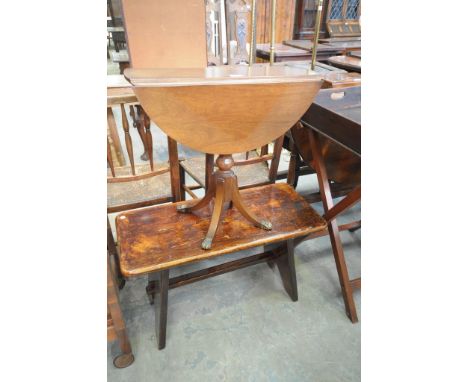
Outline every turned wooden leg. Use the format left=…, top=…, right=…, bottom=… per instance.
left=201, top=180, right=226, bottom=250
left=113, top=329, right=135, bottom=368
left=231, top=177, right=272, bottom=231
left=275, top=239, right=298, bottom=301
left=308, top=129, right=358, bottom=323
left=156, top=270, right=169, bottom=350
left=107, top=217, right=125, bottom=289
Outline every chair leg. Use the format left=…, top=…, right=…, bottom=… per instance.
left=308, top=129, right=358, bottom=323
left=275, top=239, right=298, bottom=301
left=156, top=269, right=169, bottom=350
left=179, top=164, right=186, bottom=201
left=107, top=216, right=125, bottom=289
left=113, top=328, right=135, bottom=368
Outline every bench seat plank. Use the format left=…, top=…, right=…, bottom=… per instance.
left=116, top=183, right=326, bottom=277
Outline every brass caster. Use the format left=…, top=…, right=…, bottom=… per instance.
left=113, top=353, right=135, bottom=368
left=201, top=238, right=212, bottom=250
left=260, top=220, right=272, bottom=230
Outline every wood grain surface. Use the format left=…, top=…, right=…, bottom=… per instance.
left=116, top=183, right=326, bottom=277
left=125, top=64, right=322, bottom=154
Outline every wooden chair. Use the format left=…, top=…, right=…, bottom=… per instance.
left=107, top=87, right=182, bottom=286
left=107, top=251, right=134, bottom=368
left=290, top=86, right=361, bottom=323
left=179, top=137, right=285, bottom=201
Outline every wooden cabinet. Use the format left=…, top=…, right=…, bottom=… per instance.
left=294, top=0, right=330, bottom=40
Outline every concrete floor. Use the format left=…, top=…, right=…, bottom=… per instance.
left=107, top=58, right=361, bottom=380
left=108, top=175, right=360, bottom=381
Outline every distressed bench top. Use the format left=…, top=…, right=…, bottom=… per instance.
left=116, top=183, right=326, bottom=277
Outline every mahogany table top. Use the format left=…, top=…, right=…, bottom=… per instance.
left=116, top=183, right=327, bottom=277
left=124, top=64, right=323, bottom=154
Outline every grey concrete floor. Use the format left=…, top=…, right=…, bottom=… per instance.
left=107, top=65, right=361, bottom=380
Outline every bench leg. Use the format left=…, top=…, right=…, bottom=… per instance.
left=275, top=239, right=298, bottom=301
left=156, top=269, right=169, bottom=350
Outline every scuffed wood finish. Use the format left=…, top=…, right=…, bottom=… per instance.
left=116, top=183, right=327, bottom=277
left=125, top=64, right=322, bottom=154
left=121, top=0, right=207, bottom=69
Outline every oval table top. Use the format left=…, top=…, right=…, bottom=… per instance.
left=124, top=64, right=324, bottom=154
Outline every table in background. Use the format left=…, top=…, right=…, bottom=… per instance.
left=327, top=55, right=361, bottom=73
left=257, top=43, right=341, bottom=63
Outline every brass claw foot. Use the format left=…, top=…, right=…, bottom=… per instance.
left=201, top=238, right=212, bottom=250
left=260, top=220, right=273, bottom=230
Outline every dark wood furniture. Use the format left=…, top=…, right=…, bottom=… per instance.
left=292, top=86, right=361, bottom=322
left=107, top=252, right=134, bottom=368
left=116, top=183, right=327, bottom=349
left=327, top=54, right=361, bottom=72
left=125, top=64, right=323, bottom=249
left=257, top=42, right=341, bottom=62
left=282, top=39, right=344, bottom=61
left=283, top=38, right=360, bottom=56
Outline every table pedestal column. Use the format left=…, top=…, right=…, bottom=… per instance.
left=177, top=154, right=272, bottom=249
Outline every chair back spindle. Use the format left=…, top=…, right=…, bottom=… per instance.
left=107, top=137, right=116, bottom=178
left=120, top=104, right=136, bottom=176
left=142, top=111, right=154, bottom=171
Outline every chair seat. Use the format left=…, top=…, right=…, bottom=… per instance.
left=107, top=163, right=172, bottom=211
left=180, top=151, right=270, bottom=188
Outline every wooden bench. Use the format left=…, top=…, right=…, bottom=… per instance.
left=116, top=183, right=326, bottom=349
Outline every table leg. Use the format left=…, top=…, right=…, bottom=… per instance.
left=275, top=239, right=298, bottom=301
left=156, top=269, right=169, bottom=350
left=308, top=129, right=359, bottom=323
